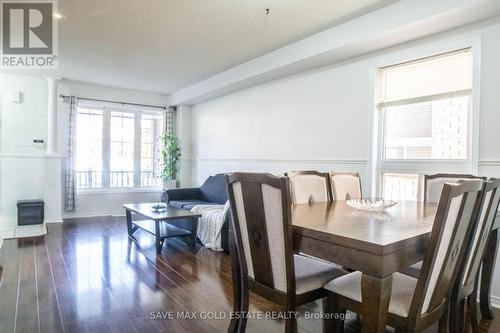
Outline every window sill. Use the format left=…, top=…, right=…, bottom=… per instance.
left=77, top=187, right=163, bottom=195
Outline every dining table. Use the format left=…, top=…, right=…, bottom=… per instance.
left=293, top=200, right=436, bottom=333
left=229, top=200, right=500, bottom=333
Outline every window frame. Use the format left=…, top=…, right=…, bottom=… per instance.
left=76, top=104, right=166, bottom=193
left=369, top=37, right=481, bottom=200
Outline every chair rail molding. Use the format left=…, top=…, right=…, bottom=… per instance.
left=192, top=158, right=368, bottom=165
left=478, top=159, right=500, bottom=166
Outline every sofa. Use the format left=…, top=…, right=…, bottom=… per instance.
left=161, top=174, right=230, bottom=252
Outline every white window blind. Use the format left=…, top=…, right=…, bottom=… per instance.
left=379, top=49, right=472, bottom=161
left=376, top=48, right=475, bottom=201
left=378, top=49, right=473, bottom=105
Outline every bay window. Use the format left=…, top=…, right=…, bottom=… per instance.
left=76, top=105, right=165, bottom=189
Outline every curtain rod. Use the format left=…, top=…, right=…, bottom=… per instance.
left=59, top=94, right=167, bottom=110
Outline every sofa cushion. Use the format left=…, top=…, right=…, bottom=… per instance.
left=169, top=200, right=210, bottom=209
left=200, top=174, right=228, bottom=204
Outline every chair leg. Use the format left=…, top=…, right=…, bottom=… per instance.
left=467, top=291, right=479, bottom=333
left=438, top=303, right=449, bottom=333
left=239, top=286, right=249, bottom=333
left=323, top=293, right=345, bottom=333
left=449, top=296, right=465, bottom=333
left=285, top=304, right=297, bottom=333
left=324, top=293, right=334, bottom=333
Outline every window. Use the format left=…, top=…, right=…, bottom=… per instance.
left=110, top=111, right=135, bottom=187
left=375, top=47, right=476, bottom=200
left=76, top=105, right=165, bottom=189
left=141, top=114, right=163, bottom=186
left=75, top=108, right=103, bottom=188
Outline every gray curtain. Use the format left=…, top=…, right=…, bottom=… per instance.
left=64, top=96, right=78, bottom=212
left=166, top=106, right=175, bottom=134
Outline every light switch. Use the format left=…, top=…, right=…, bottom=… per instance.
left=10, top=91, right=22, bottom=103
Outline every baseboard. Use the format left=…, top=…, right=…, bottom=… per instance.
left=62, top=213, right=117, bottom=220
left=491, top=295, right=500, bottom=309
left=44, top=219, right=63, bottom=224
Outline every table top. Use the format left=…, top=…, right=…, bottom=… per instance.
left=292, top=200, right=438, bottom=255
left=123, top=203, right=201, bottom=221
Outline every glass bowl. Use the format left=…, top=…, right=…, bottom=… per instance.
left=345, top=198, right=397, bottom=211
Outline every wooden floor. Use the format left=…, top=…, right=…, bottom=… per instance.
left=0, top=216, right=499, bottom=333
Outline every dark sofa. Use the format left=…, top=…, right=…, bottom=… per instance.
left=161, top=174, right=230, bottom=251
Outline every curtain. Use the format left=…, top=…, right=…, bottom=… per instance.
left=64, top=96, right=78, bottom=212
left=165, top=106, right=175, bottom=134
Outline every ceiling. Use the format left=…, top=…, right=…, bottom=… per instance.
left=44, top=0, right=395, bottom=94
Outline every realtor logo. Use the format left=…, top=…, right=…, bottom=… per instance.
left=1, top=0, right=58, bottom=68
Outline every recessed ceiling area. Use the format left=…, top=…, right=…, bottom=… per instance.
left=49, top=0, right=396, bottom=94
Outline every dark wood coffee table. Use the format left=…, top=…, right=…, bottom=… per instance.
left=123, top=203, right=202, bottom=253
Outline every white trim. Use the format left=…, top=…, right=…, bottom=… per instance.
left=62, top=213, right=124, bottom=219
left=192, top=158, right=368, bottom=165
left=368, top=64, right=379, bottom=198
left=44, top=219, right=63, bottom=224
left=77, top=187, right=163, bottom=195
left=491, top=295, right=500, bottom=309
left=478, top=160, right=500, bottom=166
left=0, top=153, right=62, bottom=159
left=470, top=36, right=482, bottom=175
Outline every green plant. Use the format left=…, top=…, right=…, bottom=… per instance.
left=160, top=133, right=181, bottom=181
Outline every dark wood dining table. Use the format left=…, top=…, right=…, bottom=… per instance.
left=291, top=201, right=500, bottom=333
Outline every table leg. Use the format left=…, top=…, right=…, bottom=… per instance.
left=155, top=222, right=162, bottom=254
left=191, top=217, right=199, bottom=249
left=361, top=273, right=392, bottom=333
left=228, top=229, right=243, bottom=333
left=480, top=228, right=498, bottom=320
left=126, top=209, right=134, bottom=236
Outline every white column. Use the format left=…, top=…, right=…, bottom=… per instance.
left=43, top=77, right=63, bottom=223
left=176, top=105, right=192, bottom=187
left=46, top=77, right=61, bottom=154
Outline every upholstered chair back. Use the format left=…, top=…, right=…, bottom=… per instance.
left=287, top=171, right=331, bottom=204
left=411, top=180, right=483, bottom=317
left=424, top=173, right=485, bottom=203
left=329, top=172, right=362, bottom=200
left=227, top=173, right=294, bottom=293
left=461, top=179, right=500, bottom=287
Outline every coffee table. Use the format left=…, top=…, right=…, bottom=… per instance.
left=123, top=203, right=202, bottom=253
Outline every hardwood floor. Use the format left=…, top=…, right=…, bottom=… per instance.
left=0, top=216, right=499, bottom=333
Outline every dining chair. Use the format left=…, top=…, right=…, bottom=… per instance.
left=329, top=172, right=362, bottom=201
left=286, top=171, right=332, bottom=204
left=226, top=172, right=347, bottom=333
left=424, top=173, right=486, bottom=203
left=323, top=179, right=484, bottom=333
left=448, top=178, right=500, bottom=333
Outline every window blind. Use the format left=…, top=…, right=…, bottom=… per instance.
left=378, top=49, right=473, bottom=107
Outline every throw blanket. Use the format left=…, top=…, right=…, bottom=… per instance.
left=191, top=201, right=230, bottom=251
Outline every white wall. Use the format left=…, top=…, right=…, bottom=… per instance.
left=0, top=74, right=49, bottom=230
left=189, top=19, right=500, bottom=303
left=0, top=75, right=169, bottom=230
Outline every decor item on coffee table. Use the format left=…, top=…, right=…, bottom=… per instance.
left=123, top=203, right=201, bottom=253
left=161, top=173, right=230, bottom=251
left=17, top=200, right=44, bottom=225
